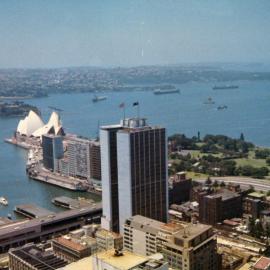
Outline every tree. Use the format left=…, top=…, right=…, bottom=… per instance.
left=220, top=181, right=226, bottom=187
left=205, top=176, right=212, bottom=185
left=240, top=133, right=245, bottom=141
left=213, top=180, right=219, bottom=188
left=197, top=131, right=201, bottom=142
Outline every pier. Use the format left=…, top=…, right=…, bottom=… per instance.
left=52, top=196, right=101, bottom=210
left=27, top=164, right=89, bottom=191
left=14, top=204, right=55, bottom=219
left=0, top=204, right=102, bottom=253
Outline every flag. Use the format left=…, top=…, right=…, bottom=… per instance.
left=119, top=102, right=125, bottom=109
left=133, top=101, right=139, bottom=106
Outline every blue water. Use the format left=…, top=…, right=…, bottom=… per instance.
left=1, top=80, right=270, bottom=217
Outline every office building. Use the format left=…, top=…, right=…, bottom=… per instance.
left=9, top=244, right=68, bottom=270
left=123, top=215, right=221, bottom=270
left=100, top=123, right=122, bottom=232
left=198, top=190, right=242, bottom=225
left=61, top=250, right=168, bottom=270
left=52, top=234, right=97, bottom=263
left=101, top=118, right=168, bottom=233
left=42, top=134, right=63, bottom=171
left=67, top=137, right=91, bottom=179
left=90, top=141, right=102, bottom=181
left=92, top=249, right=168, bottom=270
left=95, top=229, right=122, bottom=251
left=169, top=172, right=192, bottom=205
left=62, top=136, right=101, bottom=181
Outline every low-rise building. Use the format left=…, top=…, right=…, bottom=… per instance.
left=52, top=234, right=97, bottom=263
left=253, top=256, right=270, bottom=270
left=199, top=190, right=242, bottom=225
left=169, top=172, right=192, bottom=205
left=9, top=243, right=68, bottom=270
left=95, top=229, right=122, bottom=251
left=92, top=249, right=168, bottom=270
left=124, top=215, right=221, bottom=270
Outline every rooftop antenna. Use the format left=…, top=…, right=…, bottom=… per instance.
left=119, top=102, right=126, bottom=120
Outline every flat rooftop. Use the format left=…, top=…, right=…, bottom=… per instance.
left=253, top=256, right=270, bottom=270
left=10, top=244, right=68, bottom=269
left=174, top=223, right=212, bottom=241
left=60, top=256, right=92, bottom=270
left=0, top=205, right=102, bottom=240
left=248, top=192, right=265, bottom=199
left=53, top=235, right=96, bottom=252
left=96, top=249, right=148, bottom=269
left=14, top=204, right=55, bottom=218
left=206, top=190, right=241, bottom=201
left=126, top=215, right=165, bottom=234
left=52, top=196, right=100, bottom=210
left=100, top=124, right=122, bottom=130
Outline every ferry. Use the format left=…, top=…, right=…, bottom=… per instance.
left=0, top=197, right=8, bottom=206
left=204, top=97, right=215, bottom=104
left=213, top=85, right=239, bottom=90
left=153, top=89, right=180, bottom=95
left=92, top=95, right=107, bottom=102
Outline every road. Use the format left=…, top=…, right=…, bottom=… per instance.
left=195, top=176, right=270, bottom=192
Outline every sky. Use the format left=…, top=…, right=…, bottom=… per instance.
left=0, top=0, right=270, bottom=68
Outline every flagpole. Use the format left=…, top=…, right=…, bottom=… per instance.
left=123, top=106, right=126, bottom=120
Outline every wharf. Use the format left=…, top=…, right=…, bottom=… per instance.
left=52, top=196, right=101, bottom=210
left=0, top=217, right=14, bottom=227
left=4, top=138, right=30, bottom=149
left=14, top=204, right=55, bottom=219
left=27, top=165, right=89, bottom=191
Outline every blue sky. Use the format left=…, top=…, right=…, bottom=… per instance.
left=0, top=0, right=270, bottom=68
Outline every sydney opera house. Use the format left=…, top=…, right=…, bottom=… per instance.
left=13, top=110, right=65, bottom=147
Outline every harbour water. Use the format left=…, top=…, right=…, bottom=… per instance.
left=1, top=79, right=270, bottom=217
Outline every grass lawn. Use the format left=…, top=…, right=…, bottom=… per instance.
left=233, top=158, right=267, bottom=168
left=186, top=171, right=208, bottom=180
left=189, top=150, right=223, bottom=159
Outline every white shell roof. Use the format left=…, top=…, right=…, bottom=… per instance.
left=16, top=110, right=44, bottom=136
left=32, top=111, right=63, bottom=137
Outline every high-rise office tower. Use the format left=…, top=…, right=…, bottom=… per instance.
left=100, top=118, right=168, bottom=233
left=42, top=134, right=63, bottom=171
left=100, top=124, right=122, bottom=233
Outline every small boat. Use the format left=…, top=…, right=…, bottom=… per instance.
left=213, top=85, right=239, bottom=90
left=204, top=97, right=215, bottom=104
left=217, top=105, right=228, bottom=110
left=48, top=106, right=64, bottom=112
left=92, top=95, right=107, bottom=102
left=153, top=89, right=180, bottom=95
left=0, top=197, right=8, bottom=206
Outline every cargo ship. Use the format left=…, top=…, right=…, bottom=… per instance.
left=213, top=85, right=239, bottom=90
left=153, top=89, right=180, bottom=95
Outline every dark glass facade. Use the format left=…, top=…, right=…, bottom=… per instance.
left=130, top=128, right=167, bottom=223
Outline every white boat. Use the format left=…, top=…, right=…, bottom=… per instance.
left=0, top=197, right=8, bottom=206
left=92, top=95, right=107, bottom=102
